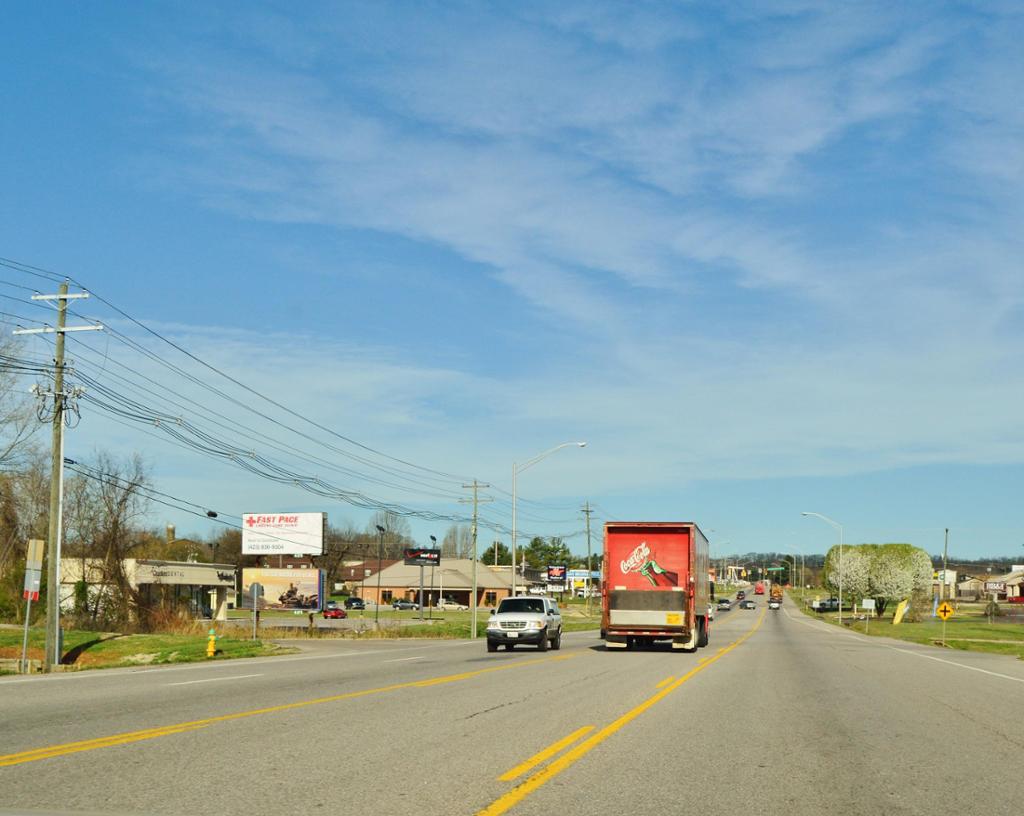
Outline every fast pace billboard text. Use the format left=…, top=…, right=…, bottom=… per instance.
left=242, top=512, right=326, bottom=555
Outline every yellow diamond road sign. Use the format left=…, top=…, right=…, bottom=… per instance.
left=937, top=601, right=954, bottom=621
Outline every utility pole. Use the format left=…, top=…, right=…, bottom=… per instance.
left=14, top=282, right=101, bottom=671
left=942, top=528, right=949, bottom=603
left=582, top=501, right=594, bottom=614
left=460, top=480, right=492, bottom=639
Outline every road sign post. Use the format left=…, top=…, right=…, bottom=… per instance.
left=936, top=600, right=954, bottom=647
left=250, top=582, right=264, bottom=640
left=861, top=597, right=876, bottom=634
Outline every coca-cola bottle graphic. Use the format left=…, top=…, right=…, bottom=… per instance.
left=640, top=558, right=678, bottom=587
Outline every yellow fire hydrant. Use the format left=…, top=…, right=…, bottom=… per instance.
left=206, top=628, right=218, bottom=658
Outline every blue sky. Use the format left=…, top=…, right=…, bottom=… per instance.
left=2, top=2, right=1022, bottom=562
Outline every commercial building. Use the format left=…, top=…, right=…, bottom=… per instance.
left=60, top=558, right=237, bottom=621
left=357, top=559, right=519, bottom=608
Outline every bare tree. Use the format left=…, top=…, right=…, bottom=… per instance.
left=0, top=332, right=42, bottom=471
left=62, top=451, right=151, bottom=628
left=366, top=510, right=412, bottom=559
left=442, top=524, right=473, bottom=559
left=318, top=522, right=361, bottom=593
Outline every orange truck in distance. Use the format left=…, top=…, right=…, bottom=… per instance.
left=601, top=521, right=711, bottom=651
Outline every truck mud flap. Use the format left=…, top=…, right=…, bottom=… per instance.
left=605, top=635, right=628, bottom=650
left=672, top=631, right=697, bottom=651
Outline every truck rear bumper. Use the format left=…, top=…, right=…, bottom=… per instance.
left=606, top=629, right=692, bottom=646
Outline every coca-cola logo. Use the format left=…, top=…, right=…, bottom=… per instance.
left=619, top=541, right=650, bottom=575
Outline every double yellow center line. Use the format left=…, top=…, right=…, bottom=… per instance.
left=0, top=654, right=573, bottom=768
left=479, top=608, right=767, bottom=815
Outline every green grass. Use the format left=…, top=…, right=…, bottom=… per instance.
left=245, top=603, right=602, bottom=641
left=0, top=627, right=293, bottom=670
left=786, top=588, right=1024, bottom=658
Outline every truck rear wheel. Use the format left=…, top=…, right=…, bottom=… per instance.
left=697, top=616, right=709, bottom=647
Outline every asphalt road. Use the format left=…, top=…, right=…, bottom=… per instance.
left=2, top=602, right=1022, bottom=816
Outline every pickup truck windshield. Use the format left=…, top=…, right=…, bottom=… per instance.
left=497, top=598, right=546, bottom=613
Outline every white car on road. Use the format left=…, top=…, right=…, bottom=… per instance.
left=486, top=596, right=562, bottom=652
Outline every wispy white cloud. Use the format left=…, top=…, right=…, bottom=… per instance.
left=119, top=2, right=1024, bottom=496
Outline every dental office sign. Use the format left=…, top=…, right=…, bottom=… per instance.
left=242, top=512, right=326, bottom=555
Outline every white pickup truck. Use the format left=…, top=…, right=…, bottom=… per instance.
left=485, top=596, right=562, bottom=652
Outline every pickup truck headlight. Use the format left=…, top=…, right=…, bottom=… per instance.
left=486, top=618, right=499, bottom=629
left=528, top=620, right=544, bottom=629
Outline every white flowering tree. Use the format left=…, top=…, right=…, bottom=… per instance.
left=823, top=543, right=933, bottom=617
left=867, top=543, right=934, bottom=617
left=822, top=544, right=871, bottom=600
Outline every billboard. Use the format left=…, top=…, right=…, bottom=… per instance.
left=546, top=565, right=567, bottom=584
left=240, top=568, right=323, bottom=611
left=135, top=561, right=235, bottom=587
left=242, top=512, right=326, bottom=555
left=404, top=547, right=441, bottom=566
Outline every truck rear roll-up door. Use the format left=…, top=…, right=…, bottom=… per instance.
left=608, top=589, right=688, bottom=628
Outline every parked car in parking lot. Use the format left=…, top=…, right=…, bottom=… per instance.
left=815, top=598, right=840, bottom=612
left=343, top=597, right=366, bottom=610
left=436, top=599, right=469, bottom=611
left=392, top=599, right=420, bottom=610
left=323, top=607, right=347, bottom=619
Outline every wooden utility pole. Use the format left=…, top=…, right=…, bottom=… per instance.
left=582, top=501, right=594, bottom=614
left=14, top=282, right=101, bottom=671
left=942, top=528, right=949, bottom=602
left=460, top=480, right=492, bottom=639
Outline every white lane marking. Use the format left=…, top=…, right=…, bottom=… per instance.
left=882, top=646, right=1024, bottom=685
left=167, top=674, right=263, bottom=687
left=783, top=607, right=862, bottom=640
left=0, top=644, right=442, bottom=684
left=384, top=656, right=425, bottom=663
left=785, top=603, right=1024, bottom=684
left=0, top=630, right=599, bottom=686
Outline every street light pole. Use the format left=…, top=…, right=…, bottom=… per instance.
left=510, top=441, right=587, bottom=597
left=801, top=512, right=844, bottom=624
left=374, top=524, right=385, bottom=626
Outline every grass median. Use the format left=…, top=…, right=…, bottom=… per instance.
left=787, top=589, right=1024, bottom=659
left=230, top=603, right=602, bottom=640
left=0, top=627, right=293, bottom=671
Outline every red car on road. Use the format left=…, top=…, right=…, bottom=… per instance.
left=323, top=607, right=348, bottom=619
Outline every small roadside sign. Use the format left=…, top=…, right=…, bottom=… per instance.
left=936, top=601, right=954, bottom=621
left=26, top=538, right=45, bottom=571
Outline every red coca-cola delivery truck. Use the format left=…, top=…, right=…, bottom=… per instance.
left=601, top=521, right=711, bottom=651
left=754, top=581, right=765, bottom=595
